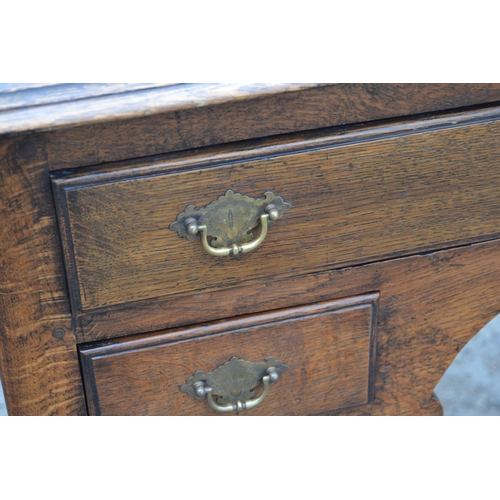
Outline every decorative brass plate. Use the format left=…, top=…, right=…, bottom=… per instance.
left=170, top=190, right=291, bottom=256
left=181, top=356, right=289, bottom=413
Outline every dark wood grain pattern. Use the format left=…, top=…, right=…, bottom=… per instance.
left=53, top=109, right=500, bottom=314
left=80, top=294, right=378, bottom=416
left=0, top=136, right=86, bottom=415
left=53, top=104, right=500, bottom=180
left=46, top=83, right=500, bottom=170
left=81, top=239, right=500, bottom=415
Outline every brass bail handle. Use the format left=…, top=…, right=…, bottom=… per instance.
left=186, top=205, right=279, bottom=257
left=193, top=367, right=281, bottom=413
left=169, top=190, right=292, bottom=257
left=180, top=357, right=289, bottom=413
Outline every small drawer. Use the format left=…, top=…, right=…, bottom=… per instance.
left=53, top=111, right=500, bottom=320
left=79, top=293, right=378, bottom=416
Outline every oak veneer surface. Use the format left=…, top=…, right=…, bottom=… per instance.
left=80, top=295, right=378, bottom=416
left=53, top=109, right=500, bottom=314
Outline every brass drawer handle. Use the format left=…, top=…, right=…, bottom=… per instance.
left=180, top=356, right=289, bottom=413
left=197, top=213, right=269, bottom=257
left=170, top=190, right=291, bottom=257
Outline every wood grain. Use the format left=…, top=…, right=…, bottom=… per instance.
left=0, top=83, right=324, bottom=137
left=0, top=83, right=177, bottom=112
left=81, top=238, right=500, bottom=415
left=53, top=110, right=500, bottom=313
left=80, top=295, right=378, bottom=416
left=3, top=84, right=500, bottom=417
left=46, top=83, right=500, bottom=170
left=0, top=136, right=86, bottom=415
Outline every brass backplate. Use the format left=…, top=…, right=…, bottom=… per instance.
left=170, top=190, right=291, bottom=247
left=181, top=356, right=289, bottom=405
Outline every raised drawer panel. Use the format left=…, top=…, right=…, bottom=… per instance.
left=79, top=294, right=378, bottom=416
left=53, top=113, right=500, bottom=313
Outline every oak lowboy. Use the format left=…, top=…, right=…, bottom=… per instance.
left=2, top=83, right=500, bottom=415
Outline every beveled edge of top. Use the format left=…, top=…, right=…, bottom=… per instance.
left=0, top=83, right=329, bottom=137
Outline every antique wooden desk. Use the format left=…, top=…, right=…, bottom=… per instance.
left=2, top=83, right=500, bottom=416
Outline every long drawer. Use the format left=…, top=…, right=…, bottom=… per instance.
left=53, top=108, right=500, bottom=316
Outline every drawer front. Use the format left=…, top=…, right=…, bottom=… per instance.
left=53, top=110, right=500, bottom=314
left=79, top=294, right=378, bottom=415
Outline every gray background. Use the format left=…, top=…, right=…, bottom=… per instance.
left=0, top=381, right=6, bottom=416
left=1, top=313, right=500, bottom=416
left=434, top=313, right=500, bottom=415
